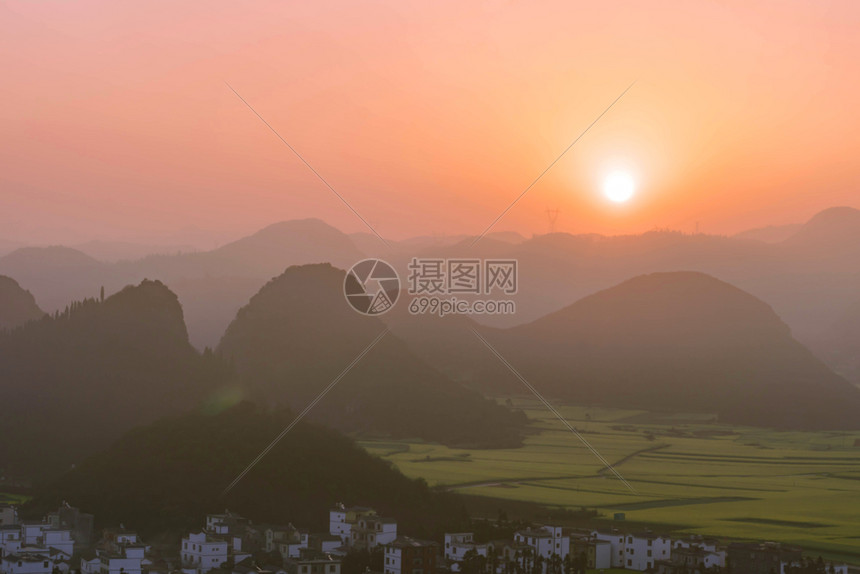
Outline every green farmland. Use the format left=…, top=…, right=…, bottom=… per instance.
left=359, top=399, right=860, bottom=562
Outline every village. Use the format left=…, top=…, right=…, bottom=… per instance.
left=0, top=503, right=854, bottom=574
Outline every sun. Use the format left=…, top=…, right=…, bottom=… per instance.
left=603, top=171, right=635, bottom=203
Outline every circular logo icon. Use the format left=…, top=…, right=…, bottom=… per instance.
left=344, top=259, right=400, bottom=315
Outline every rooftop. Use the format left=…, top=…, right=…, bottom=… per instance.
left=516, top=528, right=555, bottom=539
left=386, top=536, right=437, bottom=549
left=2, top=553, right=51, bottom=563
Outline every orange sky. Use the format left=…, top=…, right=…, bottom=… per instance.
left=2, top=1, right=859, bottom=245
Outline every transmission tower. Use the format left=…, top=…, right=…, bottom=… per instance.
left=546, top=208, right=559, bottom=234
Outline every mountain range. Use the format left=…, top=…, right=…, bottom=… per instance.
left=2, top=206, right=858, bottom=374
left=0, top=206, right=858, bottom=467
left=0, top=219, right=363, bottom=348
left=0, top=267, right=525, bottom=480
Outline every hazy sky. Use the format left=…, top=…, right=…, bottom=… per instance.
left=2, top=1, right=859, bottom=246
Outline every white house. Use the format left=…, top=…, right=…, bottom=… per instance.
left=328, top=505, right=375, bottom=545
left=593, top=530, right=672, bottom=570
left=0, top=526, right=23, bottom=555
left=443, top=533, right=489, bottom=572
left=284, top=556, right=341, bottom=574
left=266, top=527, right=293, bottom=554
left=592, top=530, right=626, bottom=568
left=514, top=526, right=569, bottom=561
left=85, top=528, right=149, bottom=574
left=80, top=555, right=101, bottom=574
left=613, top=532, right=671, bottom=571
left=205, top=513, right=249, bottom=537
left=0, top=553, right=52, bottom=574
left=19, top=526, right=45, bottom=548
left=181, top=532, right=229, bottom=574
left=39, top=530, right=74, bottom=559
left=570, top=534, right=612, bottom=570
left=0, top=524, right=74, bottom=563
left=349, top=516, right=396, bottom=550
left=278, top=531, right=309, bottom=560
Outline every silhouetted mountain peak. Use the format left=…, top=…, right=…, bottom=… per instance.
left=527, top=271, right=791, bottom=346
left=218, top=263, right=525, bottom=447
left=805, top=205, right=860, bottom=224
left=100, top=279, right=192, bottom=348
left=0, top=275, right=44, bottom=329
left=226, top=263, right=358, bottom=329
left=237, top=218, right=341, bottom=242
left=488, top=271, right=860, bottom=430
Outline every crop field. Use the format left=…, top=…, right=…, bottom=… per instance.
left=359, top=399, right=860, bottom=562
left=0, top=492, right=30, bottom=505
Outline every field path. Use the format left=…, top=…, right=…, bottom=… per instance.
left=597, top=443, right=669, bottom=476
left=445, top=474, right=588, bottom=490
left=445, top=444, right=670, bottom=490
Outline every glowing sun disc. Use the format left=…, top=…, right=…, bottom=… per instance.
left=603, top=171, right=635, bottom=203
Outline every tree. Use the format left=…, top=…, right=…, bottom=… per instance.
left=465, top=549, right=489, bottom=574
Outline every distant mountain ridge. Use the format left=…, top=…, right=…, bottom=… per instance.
left=0, top=219, right=364, bottom=348
left=72, top=240, right=198, bottom=262
left=733, top=223, right=803, bottom=243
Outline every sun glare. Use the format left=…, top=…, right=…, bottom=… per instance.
left=603, top=171, right=635, bottom=203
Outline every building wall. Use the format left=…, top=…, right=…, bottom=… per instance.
left=329, top=511, right=349, bottom=542
left=623, top=535, right=671, bottom=571
left=594, top=543, right=611, bottom=570
left=514, top=526, right=569, bottom=562
left=42, top=531, right=74, bottom=558
left=384, top=545, right=436, bottom=574
left=571, top=539, right=611, bottom=571
left=100, top=556, right=142, bottom=574
left=0, top=509, right=17, bottom=528
left=727, top=544, right=802, bottom=574
left=1, top=557, right=52, bottom=574
left=181, top=533, right=228, bottom=573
